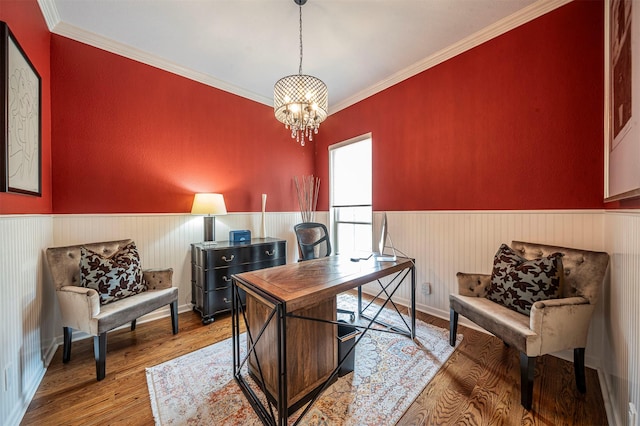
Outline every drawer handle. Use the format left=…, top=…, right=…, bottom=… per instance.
left=223, top=297, right=230, bottom=304
left=222, top=275, right=231, bottom=282
left=221, top=254, right=235, bottom=262
left=265, top=250, right=275, bottom=256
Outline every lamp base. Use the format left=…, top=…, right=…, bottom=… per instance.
left=203, top=216, right=216, bottom=242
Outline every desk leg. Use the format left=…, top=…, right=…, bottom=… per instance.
left=411, top=264, right=416, bottom=339
left=232, top=281, right=238, bottom=379
left=277, top=303, right=287, bottom=426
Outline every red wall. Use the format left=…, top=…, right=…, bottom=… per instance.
left=50, top=37, right=314, bottom=213
left=315, top=0, right=606, bottom=211
left=0, top=0, right=51, bottom=214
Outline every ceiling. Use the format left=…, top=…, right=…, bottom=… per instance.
left=38, top=0, right=566, bottom=113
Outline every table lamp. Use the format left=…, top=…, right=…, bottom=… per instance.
left=191, top=193, right=227, bottom=242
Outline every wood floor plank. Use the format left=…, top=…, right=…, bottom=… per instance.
left=21, top=304, right=608, bottom=425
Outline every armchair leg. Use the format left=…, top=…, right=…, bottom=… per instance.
left=520, top=352, right=535, bottom=410
left=449, top=309, right=458, bottom=346
left=574, top=347, right=586, bottom=393
left=170, top=300, right=179, bottom=335
left=131, top=319, right=137, bottom=331
left=94, top=333, right=107, bottom=381
left=63, top=327, right=72, bottom=363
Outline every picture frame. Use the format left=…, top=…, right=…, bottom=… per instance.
left=0, top=21, right=41, bottom=196
left=604, top=0, right=640, bottom=202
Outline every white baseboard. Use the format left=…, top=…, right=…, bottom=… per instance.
left=7, top=364, right=46, bottom=426
left=599, top=369, right=620, bottom=426
left=42, top=338, right=58, bottom=368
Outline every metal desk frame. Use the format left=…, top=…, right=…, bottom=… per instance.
left=231, top=256, right=415, bottom=426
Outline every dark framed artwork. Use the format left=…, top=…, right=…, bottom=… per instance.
left=0, top=21, right=41, bottom=196
left=605, top=0, right=640, bottom=201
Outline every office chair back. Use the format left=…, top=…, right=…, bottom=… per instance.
left=294, top=222, right=356, bottom=321
left=294, top=222, right=331, bottom=260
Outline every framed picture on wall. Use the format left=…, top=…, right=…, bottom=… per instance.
left=0, top=21, right=42, bottom=196
left=605, top=0, right=640, bottom=201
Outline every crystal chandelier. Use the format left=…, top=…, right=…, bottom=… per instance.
left=274, top=0, right=328, bottom=146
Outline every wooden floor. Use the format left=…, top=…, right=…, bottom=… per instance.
left=22, top=303, right=608, bottom=425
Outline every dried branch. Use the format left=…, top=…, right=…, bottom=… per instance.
left=294, top=175, right=320, bottom=222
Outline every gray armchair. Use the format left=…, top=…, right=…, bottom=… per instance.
left=46, top=239, right=179, bottom=381
left=449, top=241, right=609, bottom=410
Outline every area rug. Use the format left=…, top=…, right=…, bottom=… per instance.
left=146, top=295, right=462, bottom=425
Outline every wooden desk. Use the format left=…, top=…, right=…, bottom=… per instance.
left=231, top=255, right=415, bottom=426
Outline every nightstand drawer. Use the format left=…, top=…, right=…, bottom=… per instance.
left=206, top=286, right=245, bottom=314
left=198, top=259, right=286, bottom=290
left=198, top=264, right=247, bottom=289
left=249, top=241, right=286, bottom=263
left=197, top=247, right=251, bottom=267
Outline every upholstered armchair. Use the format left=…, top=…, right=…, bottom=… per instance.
left=46, top=239, right=179, bottom=381
left=449, top=241, right=609, bottom=410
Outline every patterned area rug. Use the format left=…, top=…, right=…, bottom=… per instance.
left=146, top=295, right=462, bottom=425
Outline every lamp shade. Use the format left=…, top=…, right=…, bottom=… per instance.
left=191, top=193, right=227, bottom=216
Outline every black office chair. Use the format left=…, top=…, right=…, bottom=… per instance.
left=294, top=222, right=356, bottom=322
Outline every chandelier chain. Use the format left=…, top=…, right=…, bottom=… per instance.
left=298, top=3, right=303, bottom=75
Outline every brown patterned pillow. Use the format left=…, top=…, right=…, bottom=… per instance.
left=486, top=244, right=564, bottom=316
left=80, top=241, right=146, bottom=305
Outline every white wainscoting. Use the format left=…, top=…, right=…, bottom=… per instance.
left=604, top=211, right=640, bottom=426
left=0, top=215, right=54, bottom=426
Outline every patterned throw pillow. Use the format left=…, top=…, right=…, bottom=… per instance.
left=80, top=241, right=146, bottom=305
left=486, top=244, right=564, bottom=316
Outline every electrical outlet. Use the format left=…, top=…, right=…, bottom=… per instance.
left=421, top=283, right=431, bottom=296
left=629, top=402, right=638, bottom=426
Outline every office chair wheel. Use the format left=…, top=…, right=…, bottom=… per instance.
left=350, top=313, right=356, bottom=322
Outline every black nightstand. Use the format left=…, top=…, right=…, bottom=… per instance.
left=190, top=238, right=286, bottom=324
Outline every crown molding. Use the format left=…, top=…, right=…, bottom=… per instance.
left=37, top=0, right=60, bottom=31
left=330, top=0, right=573, bottom=114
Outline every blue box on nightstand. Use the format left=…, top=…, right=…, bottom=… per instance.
left=229, top=230, right=251, bottom=242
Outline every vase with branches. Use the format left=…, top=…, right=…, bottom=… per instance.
left=294, top=175, right=320, bottom=223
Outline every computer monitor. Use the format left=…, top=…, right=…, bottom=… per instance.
left=375, top=212, right=397, bottom=262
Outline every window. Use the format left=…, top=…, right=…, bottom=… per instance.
left=329, top=135, right=372, bottom=255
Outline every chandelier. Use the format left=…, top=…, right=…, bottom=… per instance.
left=274, top=0, right=328, bottom=146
